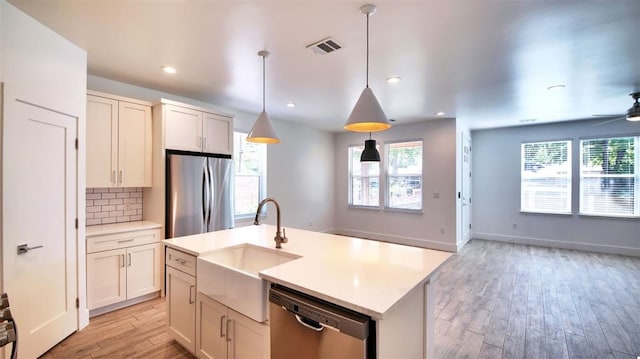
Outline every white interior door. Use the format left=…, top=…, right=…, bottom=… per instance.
left=461, top=133, right=472, bottom=245
left=2, top=86, right=78, bottom=358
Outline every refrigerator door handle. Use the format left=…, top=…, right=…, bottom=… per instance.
left=206, top=161, right=213, bottom=229
left=201, top=163, right=208, bottom=234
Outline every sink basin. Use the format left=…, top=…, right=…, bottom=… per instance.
left=197, top=243, right=301, bottom=322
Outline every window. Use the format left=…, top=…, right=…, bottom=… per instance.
left=234, top=132, right=266, bottom=217
left=580, top=136, right=639, bottom=217
left=348, top=145, right=379, bottom=207
left=386, top=140, right=423, bottom=210
left=521, top=140, right=571, bottom=214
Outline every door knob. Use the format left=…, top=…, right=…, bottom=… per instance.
left=17, top=244, right=43, bottom=255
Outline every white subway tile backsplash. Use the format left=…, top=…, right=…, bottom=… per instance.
left=86, top=188, right=144, bottom=226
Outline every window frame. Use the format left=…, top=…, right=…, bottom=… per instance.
left=384, top=139, right=424, bottom=213
left=348, top=144, right=381, bottom=209
left=520, top=139, right=573, bottom=215
left=579, top=135, right=640, bottom=218
left=233, top=131, right=267, bottom=219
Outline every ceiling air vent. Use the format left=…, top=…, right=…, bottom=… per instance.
left=306, top=37, right=342, bottom=55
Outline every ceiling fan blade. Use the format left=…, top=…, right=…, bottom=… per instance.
left=592, top=116, right=626, bottom=127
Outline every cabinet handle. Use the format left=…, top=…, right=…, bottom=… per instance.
left=220, top=315, right=226, bottom=337
left=188, top=285, right=195, bottom=304
left=203, top=137, right=207, bottom=149
left=111, top=170, right=116, bottom=184
left=175, top=258, right=187, bottom=266
left=121, top=254, right=125, bottom=268
left=226, top=319, right=232, bottom=342
left=127, top=253, right=131, bottom=267
left=197, top=136, right=203, bottom=149
left=118, top=239, right=135, bottom=243
left=119, top=170, right=124, bottom=184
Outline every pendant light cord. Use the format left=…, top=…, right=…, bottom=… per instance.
left=366, top=12, right=370, bottom=88
left=262, top=55, right=266, bottom=112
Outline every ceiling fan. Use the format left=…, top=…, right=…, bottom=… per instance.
left=592, top=92, right=640, bottom=126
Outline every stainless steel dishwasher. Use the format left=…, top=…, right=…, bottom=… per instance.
left=269, top=285, right=374, bottom=359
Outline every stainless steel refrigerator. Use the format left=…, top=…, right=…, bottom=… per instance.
left=166, top=151, right=234, bottom=238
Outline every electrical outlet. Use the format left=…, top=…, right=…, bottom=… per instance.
left=433, top=192, right=440, bottom=199
left=308, top=221, right=313, bottom=228
left=440, top=227, right=445, bottom=234
left=512, top=223, right=517, bottom=229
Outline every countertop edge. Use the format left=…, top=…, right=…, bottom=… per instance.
left=86, top=220, right=162, bottom=237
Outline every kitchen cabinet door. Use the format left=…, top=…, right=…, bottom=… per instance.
left=118, top=101, right=152, bottom=187
left=167, top=266, right=196, bottom=354
left=87, top=248, right=126, bottom=310
left=202, top=112, right=232, bottom=155
left=229, top=308, right=270, bottom=359
left=126, top=242, right=162, bottom=299
left=196, top=294, right=269, bottom=359
left=86, top=95, right=118, bottom=188
left=197, top=293, right=229, bottom=359
left=165, top=105, right=203, bottom=152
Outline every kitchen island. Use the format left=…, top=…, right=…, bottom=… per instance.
left=164, top=224, right=452, bottom=358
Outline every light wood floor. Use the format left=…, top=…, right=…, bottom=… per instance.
left=40, top=297, right=195, bottom=359
left=43, top=239, right=640, bottom=358
left=433, top=239, right=640, bottom=359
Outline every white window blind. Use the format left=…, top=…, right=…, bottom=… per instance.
left=580, top=136, right=639, bottom=217
left=234, top=132, right=266, bottom=217
left=386, top=141, right=423, bottom=210
left=348, top=145, right=380, bottom=207
left=521, top=140, right=571, bottom=214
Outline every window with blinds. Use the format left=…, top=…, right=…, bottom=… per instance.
left=386, top=140, right=423, bottom=210
left=348, top=145, right=380, bottom=207
left=521, top=140, right=572, bottom=214
left=580, top=136, right=639, bottom=217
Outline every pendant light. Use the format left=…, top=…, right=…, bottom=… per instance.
left=627, top=92, right=640, bottom=122
left=360, top=132, right=381, bottom=162
left=344, top=4, right=391, bottom=133
left=247, top=50, right=280, bottom=144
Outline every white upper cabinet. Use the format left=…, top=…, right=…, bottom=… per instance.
left=202, top=112, right=233, bottom=155
left=161, top=101, right=233, bottom=155
left=87, top=91, right=152, bottom=187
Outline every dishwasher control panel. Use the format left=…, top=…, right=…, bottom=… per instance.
left=269, top=285, right=370, bottom=340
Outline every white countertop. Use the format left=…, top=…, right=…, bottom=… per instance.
left=163, top=225, right=453, bottom=319
left=86, top=220, right=162, bottom=237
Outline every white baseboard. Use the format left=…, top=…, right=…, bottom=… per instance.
left=88, top=291, right=160, bottom=318
left=473, top=232, right=640, bottom=257
left=332, top=228, right=457, bottom=252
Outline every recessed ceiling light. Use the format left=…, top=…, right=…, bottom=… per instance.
left=286, top=102, right=296, bottom=108
left=546, top=84, right=565, bottom=91
left=162, top=66, right=177, bottom=74
left=435, top=111, right=445, bottom=116
left=386, top=76, right=401, bottom=84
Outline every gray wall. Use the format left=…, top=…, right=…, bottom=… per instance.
left=472, top=118, right=640, bottom=256
left=334, top=119, right=458, bottom=251
left=88, top=75, right=336, bottom=233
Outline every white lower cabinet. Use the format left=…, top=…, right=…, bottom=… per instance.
left=166, top=265, right=196, bottom=353
left=196, top=293, right=269, bottom=359
left=86, top=228, right=162, bottom=312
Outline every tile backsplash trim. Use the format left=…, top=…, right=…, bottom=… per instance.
left=86, top=188, right=143, bottom=226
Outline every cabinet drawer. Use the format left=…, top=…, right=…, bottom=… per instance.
left=166, top=247, right=196, bottom=276
left=87, top=228, right=160, bottom=253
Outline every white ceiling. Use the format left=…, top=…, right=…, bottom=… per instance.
left=8, top=0, right=640, bottom=132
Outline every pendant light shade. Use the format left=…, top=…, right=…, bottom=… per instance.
left=247, top=50, right=280, bottom=144
left=344, top=4, right=391, bottom=133
left=360, top=133, right=380, bottom=162
left=627, top=92, right=640, bottom=122
left=346, top=87, right=390, bottom=132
